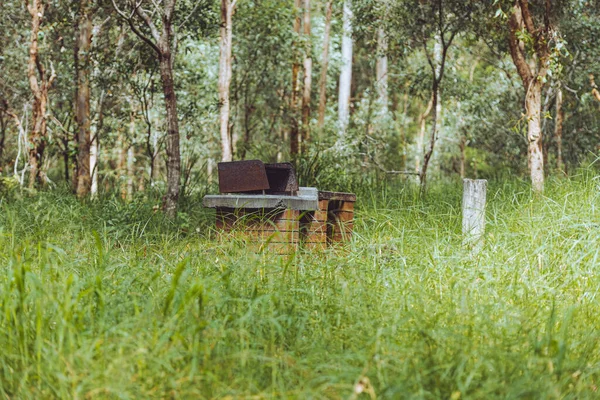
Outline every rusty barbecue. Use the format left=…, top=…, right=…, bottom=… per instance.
left=207, top=159, right=357, bottom=252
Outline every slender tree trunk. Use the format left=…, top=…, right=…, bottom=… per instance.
left=147, top=118, right=159, bottom=183
left=90, top=91, right=104, bottom=197
left=26, top=0, right=55, bottom=188
left=150, top=150, right=158, bottom=181
left=219, top=0, right=234, bottom=162
left=317, top=0, right=333, bottom=129
left=207, top=157, right=214, bottom=184
left=0, top=106, right=7, bottom=163
left=526, top=80, right=544, bottom=192
left=459, top=134, right=466, bottom=178
left=376, top=26, right=388, bottom=112
left=90, top=132, right=98, bottom=196
left=338, top=0, right=353, bottom=137
left=300, top=0, right=312, bottom=148
left=433, top=34, right=442, bottom=146
left=61, top=135, right=70, bottom=183
left=118, top=129, right=126, bottom=199
left=415, top=96, right=433, bottom=173
left=0, top=125, right=5, bottom=164
left=555, top=86, right=564, bottom=173
left=239, top=88, right=253, bottom=160
left=8, top=111, right=25, bottom=183
left=400, top=91, right=408, bottom=170
left=540, top=85, right=553, bottom=173
left=159, top=51, right=181, bottom=216
left=141, top=92, right=159, bottom=183
left=290, top=0, right=302, bottom=157
left=419, top=81, right=439, bottom=191
left=126, top=145, right=134, bottom=201
left=75, top=0, right=92, bottom=197
left=419, top=36, right=443, bottom=188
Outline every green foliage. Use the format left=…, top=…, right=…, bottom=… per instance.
left=1, top=0, right=600, bottom=190
left=0, top=176, right=20, bottom=199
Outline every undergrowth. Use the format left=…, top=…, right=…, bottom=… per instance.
left=1, top=171, right=600, bottom=398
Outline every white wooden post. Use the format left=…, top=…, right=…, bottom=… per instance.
left=462, top=179, right=487, bottom=251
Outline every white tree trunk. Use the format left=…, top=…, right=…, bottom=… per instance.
left=90, top=132, right=98, bottom=197
left=376, top=26, right=388, bottom=113
left=527, top=81, right=544, bottom=192
left=317, top=0, right=333, bottom=128
left=462, top=179, right=487, bottom=252
left=219, top=0, right=234, bottom=162
left=433, top=34, right=443, bottom=140
left=126, top=145, right=134, bottom=201
left=337, top=0, right=353, bottom=136
left=301, top=0, right=312, bottom=146
left=555, top=86, right=564, bottom=173
left=207, top=157, right=214, bottom=184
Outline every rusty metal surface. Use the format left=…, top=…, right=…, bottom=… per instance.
left=264, top=162, right=299, bottom=195
left=218, top=160, right=270, bottom=193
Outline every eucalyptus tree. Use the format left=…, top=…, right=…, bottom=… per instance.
left=375, top=26, right=388, bottom=112
left=300, top=0, right=312, bottom=148
left=26, top=0, right=56, bottom=188
left=0, top=2, right=30, bottom=172
left=74, top=0, right=94, bottom=197
left=290, top=0, right=302, bottom=157
left=376, top=1, right=389, bottom=113
left=111, top=0, right=182, bottom=216
left=504, top=0, right=555, bottom=192
left=338, top=0, right=353, bottom=137
left=389, top=0, right=477, bottom=192
left=317, top=0, right=333, bottom=129
left=219, top=0, right=236, bottom=162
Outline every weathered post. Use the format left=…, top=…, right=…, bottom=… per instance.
left=462, top=179, right=487, bottom=252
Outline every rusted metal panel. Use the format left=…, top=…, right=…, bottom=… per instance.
left=264, top=163, right=299, bottom=195
left=218, top=160, right=270, bottom=193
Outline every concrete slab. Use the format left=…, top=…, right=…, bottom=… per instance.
left=203, top=186, right=319, bottom=211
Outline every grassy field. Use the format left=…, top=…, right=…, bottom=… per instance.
left=1, top=173, right=600, bottom=399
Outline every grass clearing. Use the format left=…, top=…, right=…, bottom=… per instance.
left=1, top=173, right=600, bottom=398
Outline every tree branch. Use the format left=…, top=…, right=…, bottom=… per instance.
left=420, top=30, right=436, bottom=79
left=180, top=0, right=205, bottom=28
left=111, top=0, right=161, bottom=54
left=518, top=0, right=536, bottom=34
left=134, top=4, right=161, bottom=43
left=508, top=3, right=533, bottom=87
left=163, top=0, right=175, bottom=23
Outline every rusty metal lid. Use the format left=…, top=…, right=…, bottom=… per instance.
left=218, top=160, right=270, bottom=193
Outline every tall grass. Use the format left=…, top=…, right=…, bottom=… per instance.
left=1, top=172, right=600, bottom=398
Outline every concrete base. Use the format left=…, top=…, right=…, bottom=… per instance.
left=203, top=187, right=318, bottom=211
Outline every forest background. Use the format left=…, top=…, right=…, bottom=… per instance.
left=3, top=0, right=600, bottom=398
left=2, top=0, right=599, bottom=207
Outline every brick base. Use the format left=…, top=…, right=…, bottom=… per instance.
left=213, top=191, right=356, bottom=253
